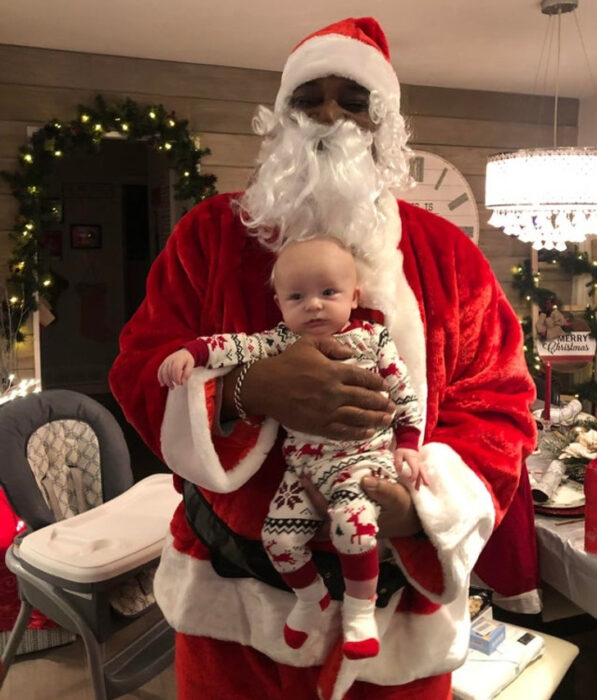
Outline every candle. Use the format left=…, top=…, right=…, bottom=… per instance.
left=542, top=361, right=552, bottom=422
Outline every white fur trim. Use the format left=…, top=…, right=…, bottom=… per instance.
left=274, top=34, right=400, bottom=113
left=390, top=442, right=496, bottom=604
left=160, top=366, right=279, bottom=493
left=379, top=196, right=428, bottom=427
left=471, top=572, right=542, bottom=614
left=154, top=535, right=471, bottom=688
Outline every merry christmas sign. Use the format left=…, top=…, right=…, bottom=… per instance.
left=535, top=305, right=596, bottom=370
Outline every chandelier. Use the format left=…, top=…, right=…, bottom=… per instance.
left=485, top=0, right=597, bottom=251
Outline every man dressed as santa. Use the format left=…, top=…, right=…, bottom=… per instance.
left=110, top=16, right=538, bottom=700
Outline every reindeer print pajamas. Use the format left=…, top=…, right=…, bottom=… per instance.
left=188, top=319, right=421, bottom=575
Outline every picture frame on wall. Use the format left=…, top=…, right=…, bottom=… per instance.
left=38, top=230, right=63, bottom=260
left=70, top=224, right=102, bottom=249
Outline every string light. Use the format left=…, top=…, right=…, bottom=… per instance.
left=22, top=153, right=33, bottom=163
left=81, top=114, right=90, bottom=123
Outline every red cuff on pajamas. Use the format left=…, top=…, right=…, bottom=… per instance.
left=393, top=426, right=420, bottom=450
left=183, top=338, right=210, bottom=366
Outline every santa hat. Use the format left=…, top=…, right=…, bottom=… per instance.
left=274, top=17, right=400, bottom=113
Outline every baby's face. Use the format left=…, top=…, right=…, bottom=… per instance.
left=273, top=239, right=359, bottom=336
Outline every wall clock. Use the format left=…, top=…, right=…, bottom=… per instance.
left=400, top=150, right=480, bottom=245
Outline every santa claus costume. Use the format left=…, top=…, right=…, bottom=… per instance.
left=110, top=16, right=539, bottom=700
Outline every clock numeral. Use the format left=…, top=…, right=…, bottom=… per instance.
left=448, top=193, right=469, bottom=211
left=460, top=226, right=474, bottom=238
left=434, top=168, right=448, bottom=190
left=410, top=156, right=424, bottom=183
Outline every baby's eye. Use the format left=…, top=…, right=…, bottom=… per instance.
left=322, top=288, right=337, bottom=297
left=288, top=293, right=302, bottom=301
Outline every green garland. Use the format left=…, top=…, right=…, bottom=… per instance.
left=1, top=95, right=218, bottom=325
left=513, top=247, right=597, bottom=403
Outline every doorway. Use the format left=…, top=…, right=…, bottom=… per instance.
left=40, top=139, right=171, bottom=393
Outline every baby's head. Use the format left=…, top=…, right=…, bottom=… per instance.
left=271, top=237, right=360, bottom=336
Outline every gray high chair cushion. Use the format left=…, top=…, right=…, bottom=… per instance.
left=0, top=390, right=133, bottom=530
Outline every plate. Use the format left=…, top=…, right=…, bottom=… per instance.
left=534, top=480, right=585, bottom=510
left=534, top=504, right=585, bottom=517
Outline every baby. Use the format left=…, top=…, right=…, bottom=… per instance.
left=158, top=237, right=426, bottom=660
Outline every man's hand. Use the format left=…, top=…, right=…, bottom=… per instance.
left=299, top=474, right=422, bottom=539
left=157, top=348, right=194, bottom=389
left=361, top=476, right=422, bottom=537
left=235, top=335, right=396, bottom=440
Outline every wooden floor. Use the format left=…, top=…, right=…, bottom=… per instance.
left=0, top=609, right=176, bottom=699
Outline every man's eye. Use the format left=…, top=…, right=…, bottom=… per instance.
left=289, top=96, right=319, bottom=109
left=341, top=99, right=369, bottom=113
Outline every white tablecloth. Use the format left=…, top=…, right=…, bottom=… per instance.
left=535, top=515, right=597, bottom=618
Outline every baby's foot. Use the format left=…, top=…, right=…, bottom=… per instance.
left=284, top=586, right=330, bottom=649
left=341, top=594, right=379, bottom=660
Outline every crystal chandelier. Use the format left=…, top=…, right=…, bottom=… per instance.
left=485, top=0, right=597, bottom=251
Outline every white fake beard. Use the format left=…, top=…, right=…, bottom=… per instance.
left=238, top=107, right=407, bottom=327
left=241, top=108, right=392, bottom=256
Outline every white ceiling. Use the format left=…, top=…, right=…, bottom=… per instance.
left=2, top=0, right=597, bottom=98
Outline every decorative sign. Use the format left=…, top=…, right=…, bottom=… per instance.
left=535, top=307, right=596, bottom=371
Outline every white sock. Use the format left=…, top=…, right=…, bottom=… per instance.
left=284, top=576, right=330, bottom=648
left=341, top=594, right=379, bottom=659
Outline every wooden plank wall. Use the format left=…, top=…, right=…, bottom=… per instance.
left=0, top=45, right=579, bottom=377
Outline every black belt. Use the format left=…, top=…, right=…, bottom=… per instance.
left=182, top=479, right=407, bottom=608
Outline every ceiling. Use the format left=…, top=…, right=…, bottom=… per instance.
left=2, top=0, right=597, bottom=98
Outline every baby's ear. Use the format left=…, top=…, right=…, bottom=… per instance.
left=274, top=294, right=281, bottom=310
left=352, top=287, right=361, bottom=309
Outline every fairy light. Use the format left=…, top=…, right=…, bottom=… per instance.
left=168, top=119, right=176, bottom=127
left=54, top=150, right=62, bottom=157
left=121, top=123, right=129, bottom=131
left=164, top=142, right=172, bottom=150
left=81, top=114, right=90, bottom=123
left=149, top=110, right=156, bottom=119
left=42, top=279, right=51, bottom=287
left=22, top=153, right=33, bottom=163
left=94, top=123, right=103, bottom=132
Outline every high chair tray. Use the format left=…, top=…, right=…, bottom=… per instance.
left=19, top=474, right=180, bottom=583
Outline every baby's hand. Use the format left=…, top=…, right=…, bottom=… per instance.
left=394, top=447, right=428, bottom=491
left=157, top=349, right=194, bottom=389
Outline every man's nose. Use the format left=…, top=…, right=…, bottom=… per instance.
left=312, top=99, right=343, bottom=125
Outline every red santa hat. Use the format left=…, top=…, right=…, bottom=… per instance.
left=274, top=17, right=401, bottom=113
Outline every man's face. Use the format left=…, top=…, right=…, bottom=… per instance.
left=288, top=75, right=375, bottom=132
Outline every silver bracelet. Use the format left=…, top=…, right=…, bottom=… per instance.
left=233, top=360, right=260, bottom=426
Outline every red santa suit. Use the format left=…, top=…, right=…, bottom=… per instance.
left=109, top=191, right=538, bottom=700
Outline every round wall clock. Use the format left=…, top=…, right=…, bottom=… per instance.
left=400, top=150, right=480, bottom=245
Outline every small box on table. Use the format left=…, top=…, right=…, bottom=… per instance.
left=470, top=618, right=506, bottom=655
